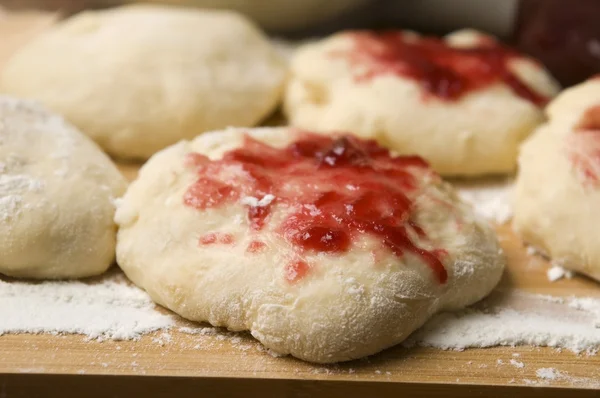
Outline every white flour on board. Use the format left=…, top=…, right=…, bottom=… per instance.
left=404, top=290, right=600, bottom=354
left=0, top=270, right=174, bottom=340
left=453, top=177, right=514, bottom=224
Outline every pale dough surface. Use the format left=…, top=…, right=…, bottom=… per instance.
left=284, top=29, right=560, bottom=176
left=116, top=126, right=505, bottom=363
left=0, top=97, right=126, bottom=279
left=514, top=77, right=600, bottom=281
left=0, top=4, right=287, bottom=159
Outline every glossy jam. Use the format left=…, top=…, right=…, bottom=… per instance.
left=247, top=240, right=267, bottom=253
left=199, top=233, right=234, bottom=245
left=570, top=105, right=600, bottom=184
left=184, top=133, right=447, bottom=284
left=340, top=31, right=548, bottom=106
left=285, top=260, right=310, bottom=283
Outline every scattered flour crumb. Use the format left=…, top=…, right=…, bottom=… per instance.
left=510, top=359, right=525, bottom=368
left=512, top=353, right=520, bottom=357
left=547, top=265, right=574, bottom=282
left=497, top=359, right=504, bottom=365
left=536, top=367, right=560, bottom=380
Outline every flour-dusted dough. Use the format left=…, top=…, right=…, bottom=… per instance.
left=0, top=97, right=126, bottom=279
left=0, top=5, right=287, bottom=160
left=514, top=77, right=600, bottom=281
left=116, top=126, right=505, bottom=363
left=284, top=29, right=560, bottom=176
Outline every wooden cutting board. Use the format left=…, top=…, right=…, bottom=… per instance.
left=1, top=10, right=600, bottom=398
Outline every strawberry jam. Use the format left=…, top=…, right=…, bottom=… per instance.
left=569, top=105, right=600, bottom=184
left=338, top=31, right=548, bottom=106
left=184, top=133, right=447, bottom=284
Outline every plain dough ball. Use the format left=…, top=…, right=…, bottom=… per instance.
left=0, top=5, right=287, bottom=159
left=0, top=96, right=127, bottom=279
left=284, top=29, right=560, bottom=176
left=116, top=126, right=505, bottom=363
left=122, top=0, right=370, bottom=32
left=514, top=77, right=600, bottom=281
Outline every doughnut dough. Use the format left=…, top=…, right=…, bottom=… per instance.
left=284, top=29, right=560, bottom=176
left=115, top=126, right=505, bottom=363
left=514, top=77, right=600, bottom=281
left=0, top=97, right=127, bottom=279
left=0, top=5, right=287, bottom=159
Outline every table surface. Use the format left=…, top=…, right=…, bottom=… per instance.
left=1, top=10, right=600, bottom=398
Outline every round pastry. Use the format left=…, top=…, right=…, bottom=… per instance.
left=284, top=29, right=560, bottom=176
left=514, top=76, right=600, bottom=281
left=0, top=4, right=287, bottom=159
left=0, top=96, right=126, bottom=279
left=115, top=126, right=505, bottom=363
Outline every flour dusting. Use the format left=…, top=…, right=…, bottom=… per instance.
left=404, top=290, right=600, bottom=354
left=453, top=177, right=514, bottom=224
left=0, top=271, right=174, bottom=339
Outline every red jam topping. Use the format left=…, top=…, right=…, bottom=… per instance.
left=247, top=240, right=267, bottom=253
left=184, top=133, right=447, bottom=284
left=338, top=31, right=548, bottom=106
left=569, top=105, right=600, bottom=184
left=285, top=260, right=310, bottom=283
left=199, top=233, right=234, bottom=245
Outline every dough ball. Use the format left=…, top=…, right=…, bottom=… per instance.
left=284, top=29, right=560, bottom=176
left=0, top=96, right=127, bottom=279
left=0, top=5, right=287, bottom=159
left=116, top=126, right=505, bottom=363
left=514, top=77, right=600, bottom=281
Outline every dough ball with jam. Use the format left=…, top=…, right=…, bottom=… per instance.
left=514, top=77, right=600, bottom=281
left=115, top=126, right=505, bottom=363
left=284, top=29, right=560, bottom=176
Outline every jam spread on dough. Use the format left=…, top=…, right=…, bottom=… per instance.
left=184, top=133, right=447, bottom=284
left=339, top=31, right=548, bottom=106
left=570, top=105, right=600, bottom=184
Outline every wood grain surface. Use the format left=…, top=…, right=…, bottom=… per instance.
left=1, top=9, right=599, bottom=398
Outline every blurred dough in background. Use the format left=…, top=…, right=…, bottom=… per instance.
left=285, top=29, right=560, bottom=177
left=0, top=4, right=287, bottom=159
left=514, top=77, right=600, bottom=282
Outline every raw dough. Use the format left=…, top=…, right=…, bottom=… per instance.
left=115, top=126, right=505, bottom=363
left=514, top=77, right=600, bottom=281
left=284, top=29, right=560, bottom=176
left=0, top=96, right=127, bottom=279
left=0, top=4, right=287, bottom=159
